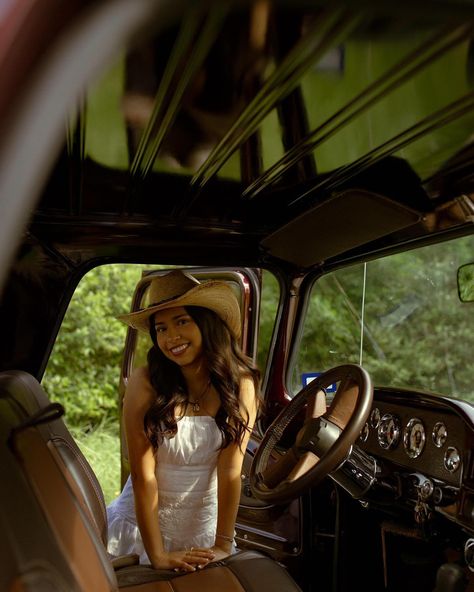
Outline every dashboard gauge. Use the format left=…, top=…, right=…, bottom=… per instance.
left=432, top=422, right=447, bottom=448
left=444, top=446, right=461, bottom=473
left=403, top=418, right=426, bottom=459
left=377, top=414, right=401, bottom=450
left=370, top=408, right=381, bottom=429
left=359, top=422, right=369, bottom=442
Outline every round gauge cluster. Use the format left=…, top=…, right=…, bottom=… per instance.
left=444, top=447, right=461, bottom=473
left=378, top=414, right=401, bottom=450
left=359, top=409, right=461, bottom=473
left=432, top=422, right=447, bottom=448
left=403, top=418, right=425, bottom=459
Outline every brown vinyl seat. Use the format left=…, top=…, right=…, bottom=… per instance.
left=0, top=370, right=302, bottom=592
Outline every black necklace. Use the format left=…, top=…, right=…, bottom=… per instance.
left=188, top=380, right=211, bottom=413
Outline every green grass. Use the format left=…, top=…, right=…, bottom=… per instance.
left=70, top=421, right=122, bottom=505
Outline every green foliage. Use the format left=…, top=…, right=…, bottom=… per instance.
left=43, top=264, right=149, bottom=426
left=71, top=420, right=121, bottom=504
left=293, top=234, right=474, bottom=402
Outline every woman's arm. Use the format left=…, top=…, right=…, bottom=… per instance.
left=123, top=367, right=214, bottom=571
left=123, top=367, right=163, bottom=565
left=213, top=376, right=258, bottom=558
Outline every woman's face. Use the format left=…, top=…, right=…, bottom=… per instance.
left=153, top=306, right=204, bottom=367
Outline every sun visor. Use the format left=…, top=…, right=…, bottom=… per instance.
left=261, top=189, right=422, bottom=267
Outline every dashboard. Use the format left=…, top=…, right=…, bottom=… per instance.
left=354, top=387, right=474, bottom=533
left=359, top=391, right=471, bottom=486
left=236, top=385, right=474, bottom=569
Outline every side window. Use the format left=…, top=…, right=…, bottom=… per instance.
left=292, top=234, right=474, bottom=403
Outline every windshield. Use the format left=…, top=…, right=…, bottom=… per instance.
left=292, top=234, right=474, bottom=403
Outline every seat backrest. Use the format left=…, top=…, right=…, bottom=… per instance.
left=0, top=370, right=109, bottom=547
left=0, top=397, right=78, bottom=591
left=0, top=370, right=118, bottom=592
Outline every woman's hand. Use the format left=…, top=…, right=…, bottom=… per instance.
left=151, top=547, right=215, bottom=572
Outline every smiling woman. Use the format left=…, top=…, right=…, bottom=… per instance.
left=106, top=270, right=261, bottom=571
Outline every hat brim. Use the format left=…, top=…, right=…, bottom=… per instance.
left=117, top=280, right=241, bottom=339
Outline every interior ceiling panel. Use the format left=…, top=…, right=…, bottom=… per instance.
left=32, top=0, right=474, bottom=268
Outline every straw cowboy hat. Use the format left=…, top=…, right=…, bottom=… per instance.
left=117, top=270, right=241, bottom=338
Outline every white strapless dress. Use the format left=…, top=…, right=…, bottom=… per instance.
left=106, top=416, right=223, bottom=564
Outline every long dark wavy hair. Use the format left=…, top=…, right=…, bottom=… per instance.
left=144, top=305, right=261, bottom=450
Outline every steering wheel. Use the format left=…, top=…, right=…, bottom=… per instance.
left=249, top=364, right=373, bottom=504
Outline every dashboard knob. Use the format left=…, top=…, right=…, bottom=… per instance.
left=420, top=478, right=434, bottom=500
left=465, top=538, right=474, bottom=572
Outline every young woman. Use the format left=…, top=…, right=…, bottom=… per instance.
left=107, top=270, right=260, bottom=573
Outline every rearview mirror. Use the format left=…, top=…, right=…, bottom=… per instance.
left=457, top=262, right=474, bottom=302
